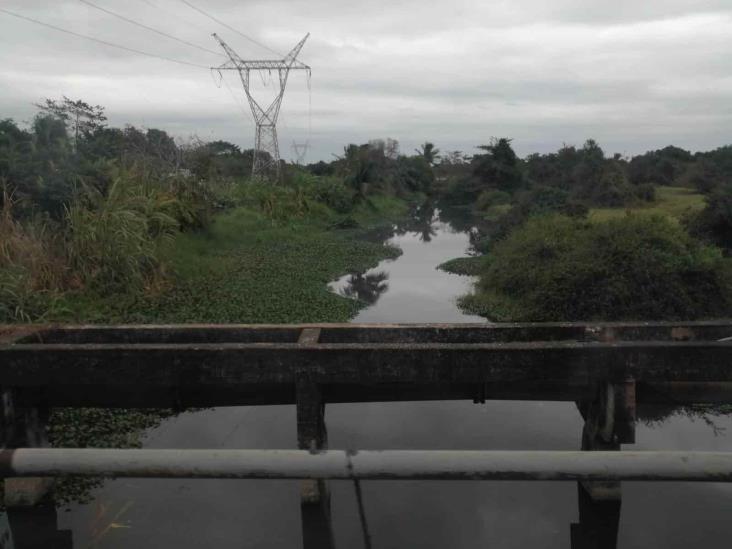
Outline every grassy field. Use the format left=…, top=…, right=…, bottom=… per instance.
left=589, top=186, right=705, bottom=223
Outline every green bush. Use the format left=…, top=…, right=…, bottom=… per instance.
left=462, top=214, right=732, bottom=321
left=635, top=182, right=656, bottom=202
left=301, top=175, right=355, bottom=214
left=686, top=185, right=732, bottom=251
left=479, top=185, right=588, bottom=249
left=234, top=181, right=314, bottom=222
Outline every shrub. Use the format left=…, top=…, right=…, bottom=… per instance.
left=686, top=185, right=732, bottom=250
left=589, top=163, right=636, bottom=207
left=164, top=175, right=216, bottom=230
left=234, top=181, right=313, bottom=222
left=479, top=185, right=588, bottom=249
left=301, top=175, right=354, bottom=214
left=462, top=214, right=732, bottom=321
left=635, top=182, right=656, bottom=202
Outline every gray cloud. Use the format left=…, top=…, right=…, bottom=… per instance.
left=1, top=0, right=730, bottom=161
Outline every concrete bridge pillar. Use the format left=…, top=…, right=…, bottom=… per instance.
left=572, top=378, right=636, bottom=548
left=296, top=378, right=335, bottom=549
left=0, top=389, right=54, bottom=508
left=1, top=504, right=72, bottom=549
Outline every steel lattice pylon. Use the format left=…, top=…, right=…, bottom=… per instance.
left=213, top=33, right=310, bottom=181
left=291, top=140, right=310, bottom=165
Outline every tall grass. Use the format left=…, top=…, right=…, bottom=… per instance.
left=0, top=166, right=218, bottom=321
left=65, top=174, right=180, bottom=292
left=0, top=187, right=64, bottom=321
left=234, top=181, right=314, bottom=223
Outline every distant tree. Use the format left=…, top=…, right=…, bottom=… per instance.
left=306, top=160, right=335, bottom=176
left=571, top=139, right=605, bottom=199
left=687, top=185, right=732, bottom=250
left=0, top=119, right=35, bottom=209
left=440, top=150, right=469, bottom=166
left=146, top=128, right=179, bottom=168
left=397, top=155, right=434, bottom=193
left=35, top=96, right=106, bottom=152
left=24, top=114, right=75, bottom=218
left=592, top=160, right=635, bottom=207
left=628, top=145, right=693, bottom=186
left=471, top=138, right=524, bottom=193
left=207, top=140, right=241, bottom=156
left=32, top=114, right=68, bottom=149
left=415, top=142, right=440, bottom=166
left=341, top=143, right=377, bottom=197
left=384, top=138, right=400, bottom=160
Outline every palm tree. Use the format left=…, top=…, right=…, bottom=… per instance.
left=415, top=142, right=440, bottom=166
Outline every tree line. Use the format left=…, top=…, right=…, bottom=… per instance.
left=431, top=137, right=732, bottom=321
left=0, top=98, right=440, bottom=322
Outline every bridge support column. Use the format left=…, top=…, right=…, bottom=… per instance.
left=2, top=503, right=72, bottom=549
left=296, top=378, right=335, bottom=549
left=0, top=389, right=54, bottom=508
left=570, top=481, right=621, bottom=549
left=572, top=379, right=635, bottom=548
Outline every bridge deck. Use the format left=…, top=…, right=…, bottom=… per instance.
left=1, top=322, right=732, bottom=407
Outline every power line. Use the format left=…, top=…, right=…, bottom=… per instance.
left=0, top=7, right=209, bottom=69
left=136, top=0, right=214, bottom=38
left=178, top=0, right=285, bottom=58
left=77, top=0, right=224, bottom=57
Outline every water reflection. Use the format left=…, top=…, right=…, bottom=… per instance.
left=330, top=205, right=485, bottom=323
left=334, top=272, right=389, bottom=306
left=400, top=202, right=439, bottom=242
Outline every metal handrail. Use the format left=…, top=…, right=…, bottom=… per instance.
left=2, top=449, right=731, bottom=481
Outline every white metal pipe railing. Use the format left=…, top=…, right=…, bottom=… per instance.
left=1, top=449, right=732, bottom=481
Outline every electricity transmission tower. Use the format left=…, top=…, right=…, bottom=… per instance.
left=212, top=33, right=310, bottom=181
left=291, top=141, right=310, bottom=165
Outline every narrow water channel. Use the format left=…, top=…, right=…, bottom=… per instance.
left=58, top=209, right=732, bottom=548
left=329, top=209, right=484, bottom=323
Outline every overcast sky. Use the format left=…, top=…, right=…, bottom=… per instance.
left=1, top=0, right=731, bottom=161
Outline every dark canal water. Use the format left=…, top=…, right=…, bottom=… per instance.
left=54, top=209, right=732, bottom=548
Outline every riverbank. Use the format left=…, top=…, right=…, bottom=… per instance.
left=58, top=193, right=412, bottom=324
